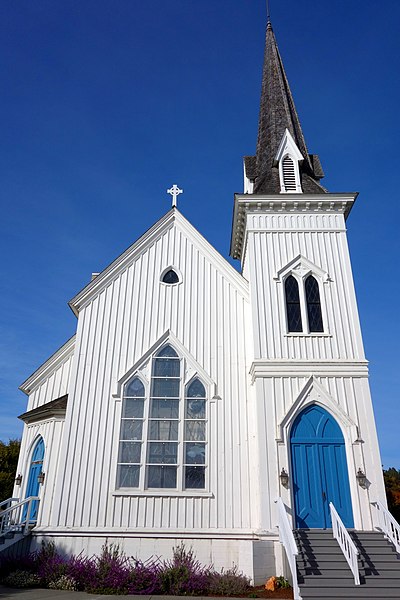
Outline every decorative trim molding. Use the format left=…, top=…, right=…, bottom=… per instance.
left=230, top=192, right=358, bottom=260
left=70, top=209, right=249, bottom=316
left=276, top=375, right=360, bottom=444
left=250, top=360, right=369, bottom=382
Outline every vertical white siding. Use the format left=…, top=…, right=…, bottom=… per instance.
left=51, top=221, right=256, bottom=533
left=27, top=352, right=74, bottom=411
left=244, top=211, right=365, bottom=361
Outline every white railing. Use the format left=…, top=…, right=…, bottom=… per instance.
left=372, top=500, right=400, bottom=553
left=0, top=496, right=39, bottom=536
left=330, top=502, right=360, bottom=585
left=276, top=498, right=301, bottom=600
left=0, top=497, right=19, bottom=511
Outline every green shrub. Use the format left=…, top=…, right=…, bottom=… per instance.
left=3, top=570, right=41, bottom=588
left=48, top=575, right=78, bottom=591
left=208, top=566, right=251, bottom=596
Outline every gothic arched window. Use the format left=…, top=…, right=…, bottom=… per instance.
left=285, top=275, right=303, bottom=332
left=305, top=275, right=324, bottom=332
left=117, top=345, right=207, bottom=491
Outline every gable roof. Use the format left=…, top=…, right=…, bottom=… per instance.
left=69, top=208, right=248, bottom=316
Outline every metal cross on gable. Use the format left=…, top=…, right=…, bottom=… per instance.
left=167, top=184, right=183, bottom=208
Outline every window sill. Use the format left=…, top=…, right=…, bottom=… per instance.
left=284, top=333, right=332, bottom=337
left=112, top=490, right=214, bottom=498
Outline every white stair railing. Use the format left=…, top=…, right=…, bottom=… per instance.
left=276, top=498, right=301, bottom=600
left=330, top=502, right=360, bottom=585
left=0, top=497, right=19, bottom=511
left=372, top=500, right=400, bottom=553
left=0, top=496, right=39, bottom=536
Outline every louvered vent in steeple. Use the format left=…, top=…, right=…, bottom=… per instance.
left=282, top=155, right=297, bottom=191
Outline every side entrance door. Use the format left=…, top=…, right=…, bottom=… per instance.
left=290, top=405, right=354, bottom=529
left=23, top=437, right=44, bottom=522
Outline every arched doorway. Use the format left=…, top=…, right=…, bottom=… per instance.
left=290, top=405, right=353, bottom=529
left=23, top=437, right=45, bottom=522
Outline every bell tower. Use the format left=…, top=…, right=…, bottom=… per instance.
left=231, top=19, right=386, bottom=533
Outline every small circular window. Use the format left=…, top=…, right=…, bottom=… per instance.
left=162, top=269, right=179, bottom=284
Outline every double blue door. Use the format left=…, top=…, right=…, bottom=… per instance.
left=290, top=406, right=353, bottom=529
left=23, top=437, right=44, bottom=522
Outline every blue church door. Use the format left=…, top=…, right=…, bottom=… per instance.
left=290, top=405, right=353, bottom=529
left=23, top=437, right=44, bottom=522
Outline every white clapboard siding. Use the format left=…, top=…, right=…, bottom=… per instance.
left=243, top=211, right=365, bottom=361
left=50, top=215, right=256, bottom=533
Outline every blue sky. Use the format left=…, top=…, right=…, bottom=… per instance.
left=1, top=0, right=399, bottom=467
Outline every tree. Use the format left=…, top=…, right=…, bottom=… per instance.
left=0, top=439, right=21, bottom=501
left=383, top=467, right=400, bottom=523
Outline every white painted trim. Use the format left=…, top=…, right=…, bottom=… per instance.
left=32, top=527, right=269, bottom=539
left=230, top=192, right=358, bottom=261
left=160, top=265, right=183, bottom=286
left=276, top=376, right=360, bottom=444
left=71, top=209, right=248, bottom=315
left=112, top=329, right=216, bottom=397
left=275, top=129, right=303, bottom=194
left=19, top=335, right=75, bottom=395
left=275, top=254, right=330, bottom=283
left=250, top=359, right=369, bottom=380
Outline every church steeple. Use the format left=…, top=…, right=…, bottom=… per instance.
left=244, top=20, right=326, bottom=194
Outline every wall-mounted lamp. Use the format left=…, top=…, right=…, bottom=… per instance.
left=37, top=471, right=45, bottom=485
left=15, top=474, right=22, bottom=486
left=356, top=468, right=367, bottom=488
left=280, top=468, right=289, bottom=488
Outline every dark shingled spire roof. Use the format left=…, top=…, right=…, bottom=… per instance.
left=250, top=21, right=326, bottom=194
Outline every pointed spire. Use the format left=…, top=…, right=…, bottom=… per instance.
left=252, top=21, right=325, bottom=194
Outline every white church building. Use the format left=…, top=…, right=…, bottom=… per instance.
left=11, top=17, right=389, bottom=587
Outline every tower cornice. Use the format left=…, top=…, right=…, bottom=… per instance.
left=230, top=192, right=358, bottom=260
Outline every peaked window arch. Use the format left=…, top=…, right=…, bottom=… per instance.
left=117, top=345, right=207, bottom=491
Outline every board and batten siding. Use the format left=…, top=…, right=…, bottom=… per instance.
left=239, top=207, right=386, bottom=532
left=50, top=218, right=258, bottom=534
left=13, top=419, right=65, bottom=527
left=254, top=373, right=386, bottom=531
left=24, top=339, right=75, bottom=411
left=243, top=211, right=365, bottom=361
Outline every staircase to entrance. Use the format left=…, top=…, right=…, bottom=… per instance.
left=0, top=496, right=39, bottom=553
left=295, top=529, right=400, bottom=599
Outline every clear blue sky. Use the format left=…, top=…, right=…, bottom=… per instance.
left=1, top=1, right=399, bottom=467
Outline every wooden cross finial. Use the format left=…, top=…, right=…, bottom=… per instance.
left=167, top=184, right=183, bottom=208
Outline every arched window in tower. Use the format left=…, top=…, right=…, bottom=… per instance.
left=282, top=155, right=297, bottom=192
left=285, top=275, right=302, bottom=332
left=305, top=275, right=324, bottom=332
